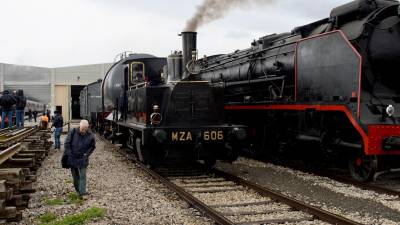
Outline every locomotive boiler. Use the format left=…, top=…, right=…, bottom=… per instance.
left=99, top=34, right=246, bottom=166
left=191, top=0, right=400, bottom=181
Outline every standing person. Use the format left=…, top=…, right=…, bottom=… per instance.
left=15, top=90, right=27, bottom=128
left=28, top=109, right=32, bottom=122
left=0, top=90, right=17, bottom=128
left=51, top=111, right=63, bottom=150
left=33, top=111, right=38, bottom=123
left=39, top=113, right=49, bottom=129
left=46, top=109, right=51, bottom=123
left=63, top=120, right=95, bottom=197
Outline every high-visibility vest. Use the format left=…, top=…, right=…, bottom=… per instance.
left=41, top=115, right=48, bottom=123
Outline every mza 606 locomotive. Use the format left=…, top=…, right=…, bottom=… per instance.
left=90, top=33, right=246, bottom=167
left=189, top=0, right=400, bottom=181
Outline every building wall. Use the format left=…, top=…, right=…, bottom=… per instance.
left=0, top=63, right=51, bottom=104
left=53, top=63, right=112, bottom=86
left=54, top=85, right=69, bottom=121
left=0, top=62, right=114, bottom=121
left=52, top=63, right=113, bottom=120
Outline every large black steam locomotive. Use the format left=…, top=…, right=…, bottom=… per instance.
left=188, top=0, right=400, bottom=181
left=80, top=35, right=246, bottom=167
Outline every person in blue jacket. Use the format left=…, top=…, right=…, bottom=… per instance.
left=51, top=111, right=64, bottom=149
left=63, top=120, right=95, bottom=197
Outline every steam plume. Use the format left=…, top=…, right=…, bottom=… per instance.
left=185, top=0, right=274, bottom=31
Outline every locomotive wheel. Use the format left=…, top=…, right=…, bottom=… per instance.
left=348, top=154, right=378, bottom=182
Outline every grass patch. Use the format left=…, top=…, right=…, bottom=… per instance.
left=41, top=207, right=105, bottom=225
left=67, top=192, right=83, bottom=204
left=45, top=198, right=64, bottom=206
left=37, top=212, right=57, bottom=224
left=64, top=179, right=73, bottom=184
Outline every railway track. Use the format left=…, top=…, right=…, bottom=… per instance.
left=148, top=165, right=363, bottom=225
left=0, top=129, right=51, bottom=223
left=0, top=127, right=37, bottom=148
left=104, top=140, right=363, bottom=225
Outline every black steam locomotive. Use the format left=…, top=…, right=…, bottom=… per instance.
left=80, top=34, right=246, bottom=167
left=189, top=0, right=400, bottom=181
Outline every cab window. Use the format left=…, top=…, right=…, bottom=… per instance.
left=130, top=62, right=145, bottom=85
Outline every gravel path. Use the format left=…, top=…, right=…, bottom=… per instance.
left=12, top=133, right=211, bottom=225
left=217, top=157, right=400, bottom=225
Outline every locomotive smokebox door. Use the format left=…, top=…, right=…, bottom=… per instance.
left=296, top=31, right=362, bottom=115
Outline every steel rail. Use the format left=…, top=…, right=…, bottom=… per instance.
left=137, top=159, right=362, bottom=225
left=0, top=143, right=22, bottom=165
left=103, top=135, right=363, bottom=225
left=136, top=162, right=235, bottom=225
left=213, top=169, right=363, bottom=225
left=0, top=128, right=37, bottom=147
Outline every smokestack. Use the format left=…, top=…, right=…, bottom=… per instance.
left=181, top=31, right=197, bottom=79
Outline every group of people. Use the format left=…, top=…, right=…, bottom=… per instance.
left=0, top=89, right=27, bottom=128
left=0, top=89, right=57, bottom=130
left=1, top=89, right=95, bottom=199
left=28, top=109, right=39, bottom=123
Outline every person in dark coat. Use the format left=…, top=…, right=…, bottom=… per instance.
left=64, top=120, right=95, bottom=197
left=0, top=90, right=17, bottom=128
left=51, top=111, right=63, bottom=150
left=33, top=111, right=38, bottom=122
left=46, top=109, right=51, bottom=122
left=28, top=109, right=32, bottom=122
left=15, top=90, right=27, bottom=128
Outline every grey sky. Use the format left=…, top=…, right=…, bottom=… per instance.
left=0, top=0, right=349, bottom=67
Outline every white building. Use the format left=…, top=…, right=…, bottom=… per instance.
left=0, top=62, right=113, bottom=121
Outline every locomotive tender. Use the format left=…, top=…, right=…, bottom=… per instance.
left=89, top=33, right=246, bottom=166
left=80, top=79, right=102, bottom=129
left=191, top=0, right=400, bottom=181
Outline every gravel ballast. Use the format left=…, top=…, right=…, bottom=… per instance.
left=12, top=134, right=212, bottom=225
left=217, top=157, right=400, bottom=225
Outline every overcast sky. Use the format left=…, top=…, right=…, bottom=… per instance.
left=0, top=0, right=349, bottom=68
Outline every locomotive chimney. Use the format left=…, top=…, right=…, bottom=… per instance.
left=181, top=31, right=197, bottom=79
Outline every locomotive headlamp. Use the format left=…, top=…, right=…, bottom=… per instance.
left=150, top=112, right=162, bottom=125
left=150, top=104, right=162, bottom=125
left=386, top=105, right=395, bottom=117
